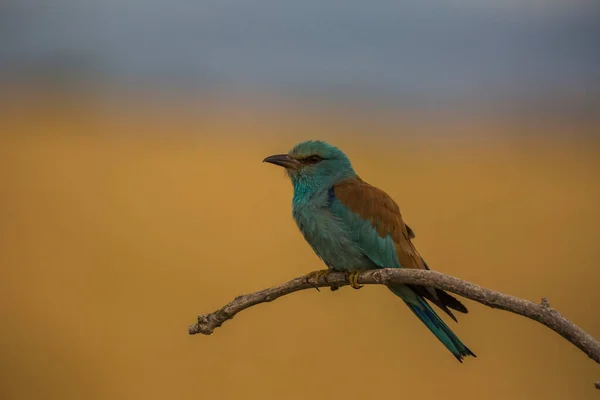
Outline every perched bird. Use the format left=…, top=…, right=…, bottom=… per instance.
left=263, top=140, right=475, bottom=362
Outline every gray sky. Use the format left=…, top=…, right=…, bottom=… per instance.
left=1, top=1, right=599, bottom=103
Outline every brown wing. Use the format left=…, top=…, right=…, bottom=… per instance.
left=333, top=176, right=427, bottom=269
left=334, top=177, right=468, bottom=319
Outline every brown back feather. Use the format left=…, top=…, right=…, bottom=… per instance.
left=334, top=177, right=468, bottom=319
left=334, top=177, right=427, bottom=270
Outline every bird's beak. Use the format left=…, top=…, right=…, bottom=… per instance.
left=263, top=154, right=301, bottom=169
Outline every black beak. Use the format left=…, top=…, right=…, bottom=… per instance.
left=263, top=154, right=301, bottom=169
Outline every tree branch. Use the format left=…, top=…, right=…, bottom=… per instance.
left=188, top=268, right=600, bottom=388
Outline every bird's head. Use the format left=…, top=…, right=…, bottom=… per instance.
left=263, top=140, right=357, bottom=190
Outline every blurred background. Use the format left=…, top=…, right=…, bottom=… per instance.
left=1, top=1, right=599, bottom=399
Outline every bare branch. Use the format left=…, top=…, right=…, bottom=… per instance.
left=188, top=268, right=600, bottom=385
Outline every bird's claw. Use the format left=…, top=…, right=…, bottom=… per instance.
left=305, top=269, right=332, bottom=290
left=345, top=271, right=363, bottom=289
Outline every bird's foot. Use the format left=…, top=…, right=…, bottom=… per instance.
left=344, top=271, right=364, bottom=290
left=305, top=269, right=332, bottom=289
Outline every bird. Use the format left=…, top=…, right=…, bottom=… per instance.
left=263, top=140, right=475, bottom=362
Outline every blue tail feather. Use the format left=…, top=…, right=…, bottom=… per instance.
left=390, top=286, right=475, bottom=362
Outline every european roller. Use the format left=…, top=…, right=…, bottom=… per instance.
left=263, top=140, right=475, bottom=362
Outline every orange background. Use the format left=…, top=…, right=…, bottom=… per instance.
left=1, top=91, right=599, bottom=399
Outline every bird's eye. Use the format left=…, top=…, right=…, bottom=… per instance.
left=303, top=155, right=324, bottom=164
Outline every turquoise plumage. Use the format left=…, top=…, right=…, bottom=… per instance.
left=264, top=140, right=475, bottom=362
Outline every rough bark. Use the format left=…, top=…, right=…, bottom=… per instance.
left=188, top=268, right=599, bottom=388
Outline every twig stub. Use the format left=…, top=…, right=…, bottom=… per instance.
left=541, top=297, right=551, bottom=308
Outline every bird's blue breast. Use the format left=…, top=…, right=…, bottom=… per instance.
left=292, top=186, right=376, bottom=271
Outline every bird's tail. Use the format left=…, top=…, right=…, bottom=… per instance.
left=389, top=285, right=476, bottom=362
